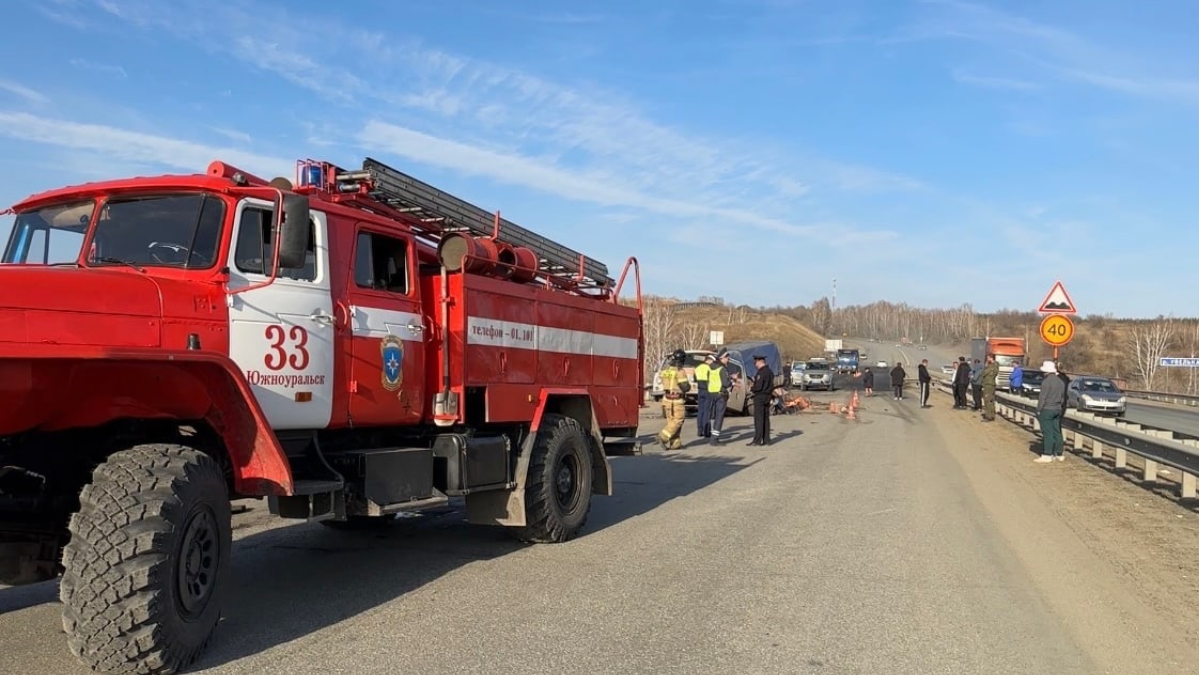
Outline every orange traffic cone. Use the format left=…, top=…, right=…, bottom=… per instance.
left=846, top=405, right=857, bottom=420
left=851, top=391, right=860, bottom=409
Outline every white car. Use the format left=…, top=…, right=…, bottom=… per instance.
left=876, top=360, right=888, bottom=368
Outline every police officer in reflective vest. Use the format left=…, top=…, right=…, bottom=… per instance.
left=694, top=353, right=714, bottom=438
left=707, top=349, right=733, bottom=445
left=656, top=349, right=691, bottom=450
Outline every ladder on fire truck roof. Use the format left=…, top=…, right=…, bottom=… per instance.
left=324, top=157, right=612, bottom=288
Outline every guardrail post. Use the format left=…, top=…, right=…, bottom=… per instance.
left=1091, top=439, right=1105, bottom=460
left=1181, top=439, right=1199, bottom=500
left=1142, top=430, right=1174, bottom=483
left=1114, top=444, right=1128, bottom=469
left=1072, top=430, right=1085, bottom=451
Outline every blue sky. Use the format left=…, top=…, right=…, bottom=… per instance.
left=1, top=0, right=1196, bottom=318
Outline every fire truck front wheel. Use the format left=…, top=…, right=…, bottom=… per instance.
left=516, top=414, right=594, bottom=544
left=60, top=444, right=231, bottom=675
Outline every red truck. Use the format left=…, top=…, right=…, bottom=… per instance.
left=0, top=157, right=643, bottom=673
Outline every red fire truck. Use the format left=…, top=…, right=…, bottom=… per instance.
left=0, top=156, right=643, bottom=673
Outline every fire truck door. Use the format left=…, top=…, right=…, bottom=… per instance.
left=344, top=227, right=425, bottom=426
left=225, top=199, right=335, bottom=430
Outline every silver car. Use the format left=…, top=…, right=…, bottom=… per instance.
left=1066, top=376, right=1126, bottom=416
left=801, top=361, right=834, bottom=391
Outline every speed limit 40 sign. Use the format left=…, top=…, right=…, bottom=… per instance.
left=1039, top=314, right=1075, bottom=347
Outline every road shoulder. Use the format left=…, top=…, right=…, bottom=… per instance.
left=927, top=393, right=1199, bottom=674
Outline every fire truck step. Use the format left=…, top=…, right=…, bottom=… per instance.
left=291, top=479, right=345, bottom=495
left=268, top=479, right=344, bottom=521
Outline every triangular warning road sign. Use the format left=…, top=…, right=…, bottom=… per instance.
left=1038, top=280, right=1077, bottom=314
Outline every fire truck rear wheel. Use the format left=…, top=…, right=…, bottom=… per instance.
left=516, top=414, right=593, bottom=544
left=60, top=444, right=231, bottom=675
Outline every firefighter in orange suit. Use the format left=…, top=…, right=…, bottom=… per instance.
left=656, top=349, right=691, bottom=450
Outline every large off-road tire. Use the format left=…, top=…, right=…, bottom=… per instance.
left=60, top=444, right=232, bottom=675
left=514, top=414, right=594, bottom=544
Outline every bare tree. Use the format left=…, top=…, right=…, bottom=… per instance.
left=676, top=320, right=711, bottom=350
left=641, top=298, right=677, bottom=381
left=1127, top=319, right=1173, bottom=389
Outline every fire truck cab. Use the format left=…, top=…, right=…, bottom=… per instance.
left=0, top=157, right=643, bottom=674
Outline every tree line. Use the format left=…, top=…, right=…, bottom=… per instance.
left=635, top=295, right=1197, bottom=394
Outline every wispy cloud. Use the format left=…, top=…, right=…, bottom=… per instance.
left=360, top=119, right=871, bottom=241
left=0, top=111, right=292, bottom=177
left=66, top=0, right=919, bottom=247
left=209, top=126, right=252, bottom=144
left=0, top=81, right=48, bottom=104
left=950, top=68, right=1039, bottom=91
left=69, top=58, right=128, bottom=78
left=913, top=0, right=1199, bottom=108
left=36, top=6, right=88, bottom=29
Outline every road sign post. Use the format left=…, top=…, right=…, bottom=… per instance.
left=1037, top=281, right=1078, bottom=360
left=710, top=330, right=724, bottom=347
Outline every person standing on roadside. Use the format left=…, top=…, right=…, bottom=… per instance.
left=706, top=349, right=733, bottom=446
left=890, top=362, right=907, bottom=400
left=981, top=355, right=999, bottom=422
left=1035, top=360, right=1067, bottom=462
left=917, top=359, right=932, bottom=408
left=749, top=355, right=774, bottom=446
left=655, top=349, right=691, bottom=450
left=970, top=358, right=984, bottom=410
left=862, top=367, right=875, bottom=397
left=1009, top=360, right=1024, bottom=395
left=694, top=354, right=714, bottom=439
left=953, top=356, right=971, bottom=409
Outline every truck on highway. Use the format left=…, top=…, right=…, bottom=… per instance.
left=971, top=336, right=1026, bottom=389
left=835, top=348, right=860, bottom=374
left=825, top=338, right=843, bottom=355
left=0, top=156, right=644, bottom=674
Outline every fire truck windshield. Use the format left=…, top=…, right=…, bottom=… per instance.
left=2, top=193, right=225, bottom=269
left=2, top=200, right=94, bottom=265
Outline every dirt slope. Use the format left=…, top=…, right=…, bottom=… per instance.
left=673, top=306, right=826, bottom=363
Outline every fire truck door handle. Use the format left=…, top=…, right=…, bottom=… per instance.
left=310, top=311, right=334, bottom=327
left=405, top=323, right=424, bottom=336
left=333, top=301, right=351, bottom=328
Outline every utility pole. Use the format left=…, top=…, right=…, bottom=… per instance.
left=832, top=277, right=837, bottom=311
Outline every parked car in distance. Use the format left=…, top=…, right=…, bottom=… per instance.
left=801, top=360, right=835, bottom=391
left=940, top=364, right=956, bottom=377
left=1015, top=369, right=1045, bottom=395
left=789, top=361, right=806, bottom=387
left=876, top=360, right=888, bottom=368
left=1066, top=376, right=1126, bottom=416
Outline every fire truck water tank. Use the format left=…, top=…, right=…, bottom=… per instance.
left=438, top=233, right=499, bottom=274
left=496, top=243, right=539, bottom=283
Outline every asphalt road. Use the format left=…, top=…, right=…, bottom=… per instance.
left=3, top=387, right=1199, bottom=674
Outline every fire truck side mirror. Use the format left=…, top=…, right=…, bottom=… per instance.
left=276, top=192, right=310, bottom=270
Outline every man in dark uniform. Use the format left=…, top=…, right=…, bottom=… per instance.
left=953, top=356, right=971, bottom=409
left=749, top=354, right=774, bottom=446
left=917, top=358, right=932, bottom=408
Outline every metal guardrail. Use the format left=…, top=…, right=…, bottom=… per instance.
left=933, top=379, right=1199, bottom=500
left=1123, top=389, right=1199, bottom=408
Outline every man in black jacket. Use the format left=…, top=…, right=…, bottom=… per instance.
left=917, top=359, right=932, bottom=408
left=890, top=363, right=907, bottom=400
left=749, top=355, right=774, bottom=446
left=953, top=357, right=971, bottom=409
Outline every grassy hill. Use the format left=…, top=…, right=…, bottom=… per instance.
left=671, top=305, right=826, bottom=364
